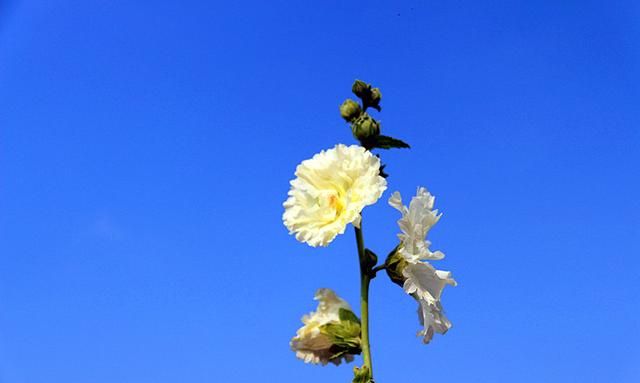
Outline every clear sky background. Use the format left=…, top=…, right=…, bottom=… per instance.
left=1, top=1, right=639, bottom=382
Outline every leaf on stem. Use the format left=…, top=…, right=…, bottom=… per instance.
left=371, top=135, right=410, bottom=149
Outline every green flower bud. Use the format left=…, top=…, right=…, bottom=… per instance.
left=351, top=80, right=382, bottom=112
left=352, top=80, right=370, bottom=98
left=351, top=113, right=380, bottom=141
left=340, top=99, right=362, bottom=122
left=353, top=365, right=371, bottom=383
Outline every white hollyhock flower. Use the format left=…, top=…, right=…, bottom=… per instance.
left=283, top=144, right=387, bottom=247
left=390, top=187, right=457, bottom=344
left=389, top=187, right=444, bottom=262
left=290, top=288, right=357, bottom=365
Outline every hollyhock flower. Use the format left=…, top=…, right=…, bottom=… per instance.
left=283, top=144, right=387, bottom=247
left=389, top=187, right=457, bottom=344
left=290, top=289, right=359, bottom=365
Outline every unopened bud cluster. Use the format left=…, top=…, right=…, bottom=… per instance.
left=339, top=80, right=383, bottom=144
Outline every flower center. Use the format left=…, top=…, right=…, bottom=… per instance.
left=328, top=194, right=345, bottom=216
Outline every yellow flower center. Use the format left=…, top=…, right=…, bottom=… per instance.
left=328, top=194, right=344, bottom=215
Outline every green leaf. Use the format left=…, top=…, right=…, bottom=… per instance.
left=372, top=135, right=410, bottom=149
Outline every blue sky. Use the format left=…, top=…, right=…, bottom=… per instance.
left=1, top=1, right=639, bottom=382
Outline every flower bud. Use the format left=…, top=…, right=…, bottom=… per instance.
left=339, top=99, right=362, bottom=122
left=351, top=80, right=382, bottom=112
left=351, top=80, right=369, bottom=98
left=351, top=114, right=380, bottom=141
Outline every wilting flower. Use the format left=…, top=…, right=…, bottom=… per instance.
left=388, top=187, right=456, bottom=344
left=389, top=187, right=444, bottom=262
left=283, top=144, right=387, bottom=247
left=291, top=288, right=361, bottom=365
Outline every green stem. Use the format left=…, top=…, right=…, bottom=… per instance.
left=371, top=264, right=386, bottom=276
left=354, top=223, right=373, bottom=379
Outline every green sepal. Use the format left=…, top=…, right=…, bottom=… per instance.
left=352, top=365, right=371, bottom=383
left=320, top=323, right=361, bottom=349
left=339, top=308, right=361, bottom=325
left=384, top=245, right=407, bottom=287
left=320, top=308, right=362, bottom=351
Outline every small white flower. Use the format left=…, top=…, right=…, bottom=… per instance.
left=389, top=187, right=444, bottom=262
left=290, top=288, right=357, bottom=365
left=283, top=144, right=387, bottom=247
left=390, top=187, right=457, bottom=344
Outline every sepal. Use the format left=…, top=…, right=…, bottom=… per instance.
left=319, top=307, right=362, bottom=362
left=384, top=245, right=407, bottom=287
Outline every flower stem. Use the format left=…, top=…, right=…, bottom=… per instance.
left=371, top=264, right=386, bottom=275
left=354, top=223, right=373, bottom=379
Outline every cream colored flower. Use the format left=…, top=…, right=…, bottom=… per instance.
left=389, top=187, right=444, bottom=262
left=283, top=144, right=387, bottom=247
left=290, top=288, right=358, bottom=365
